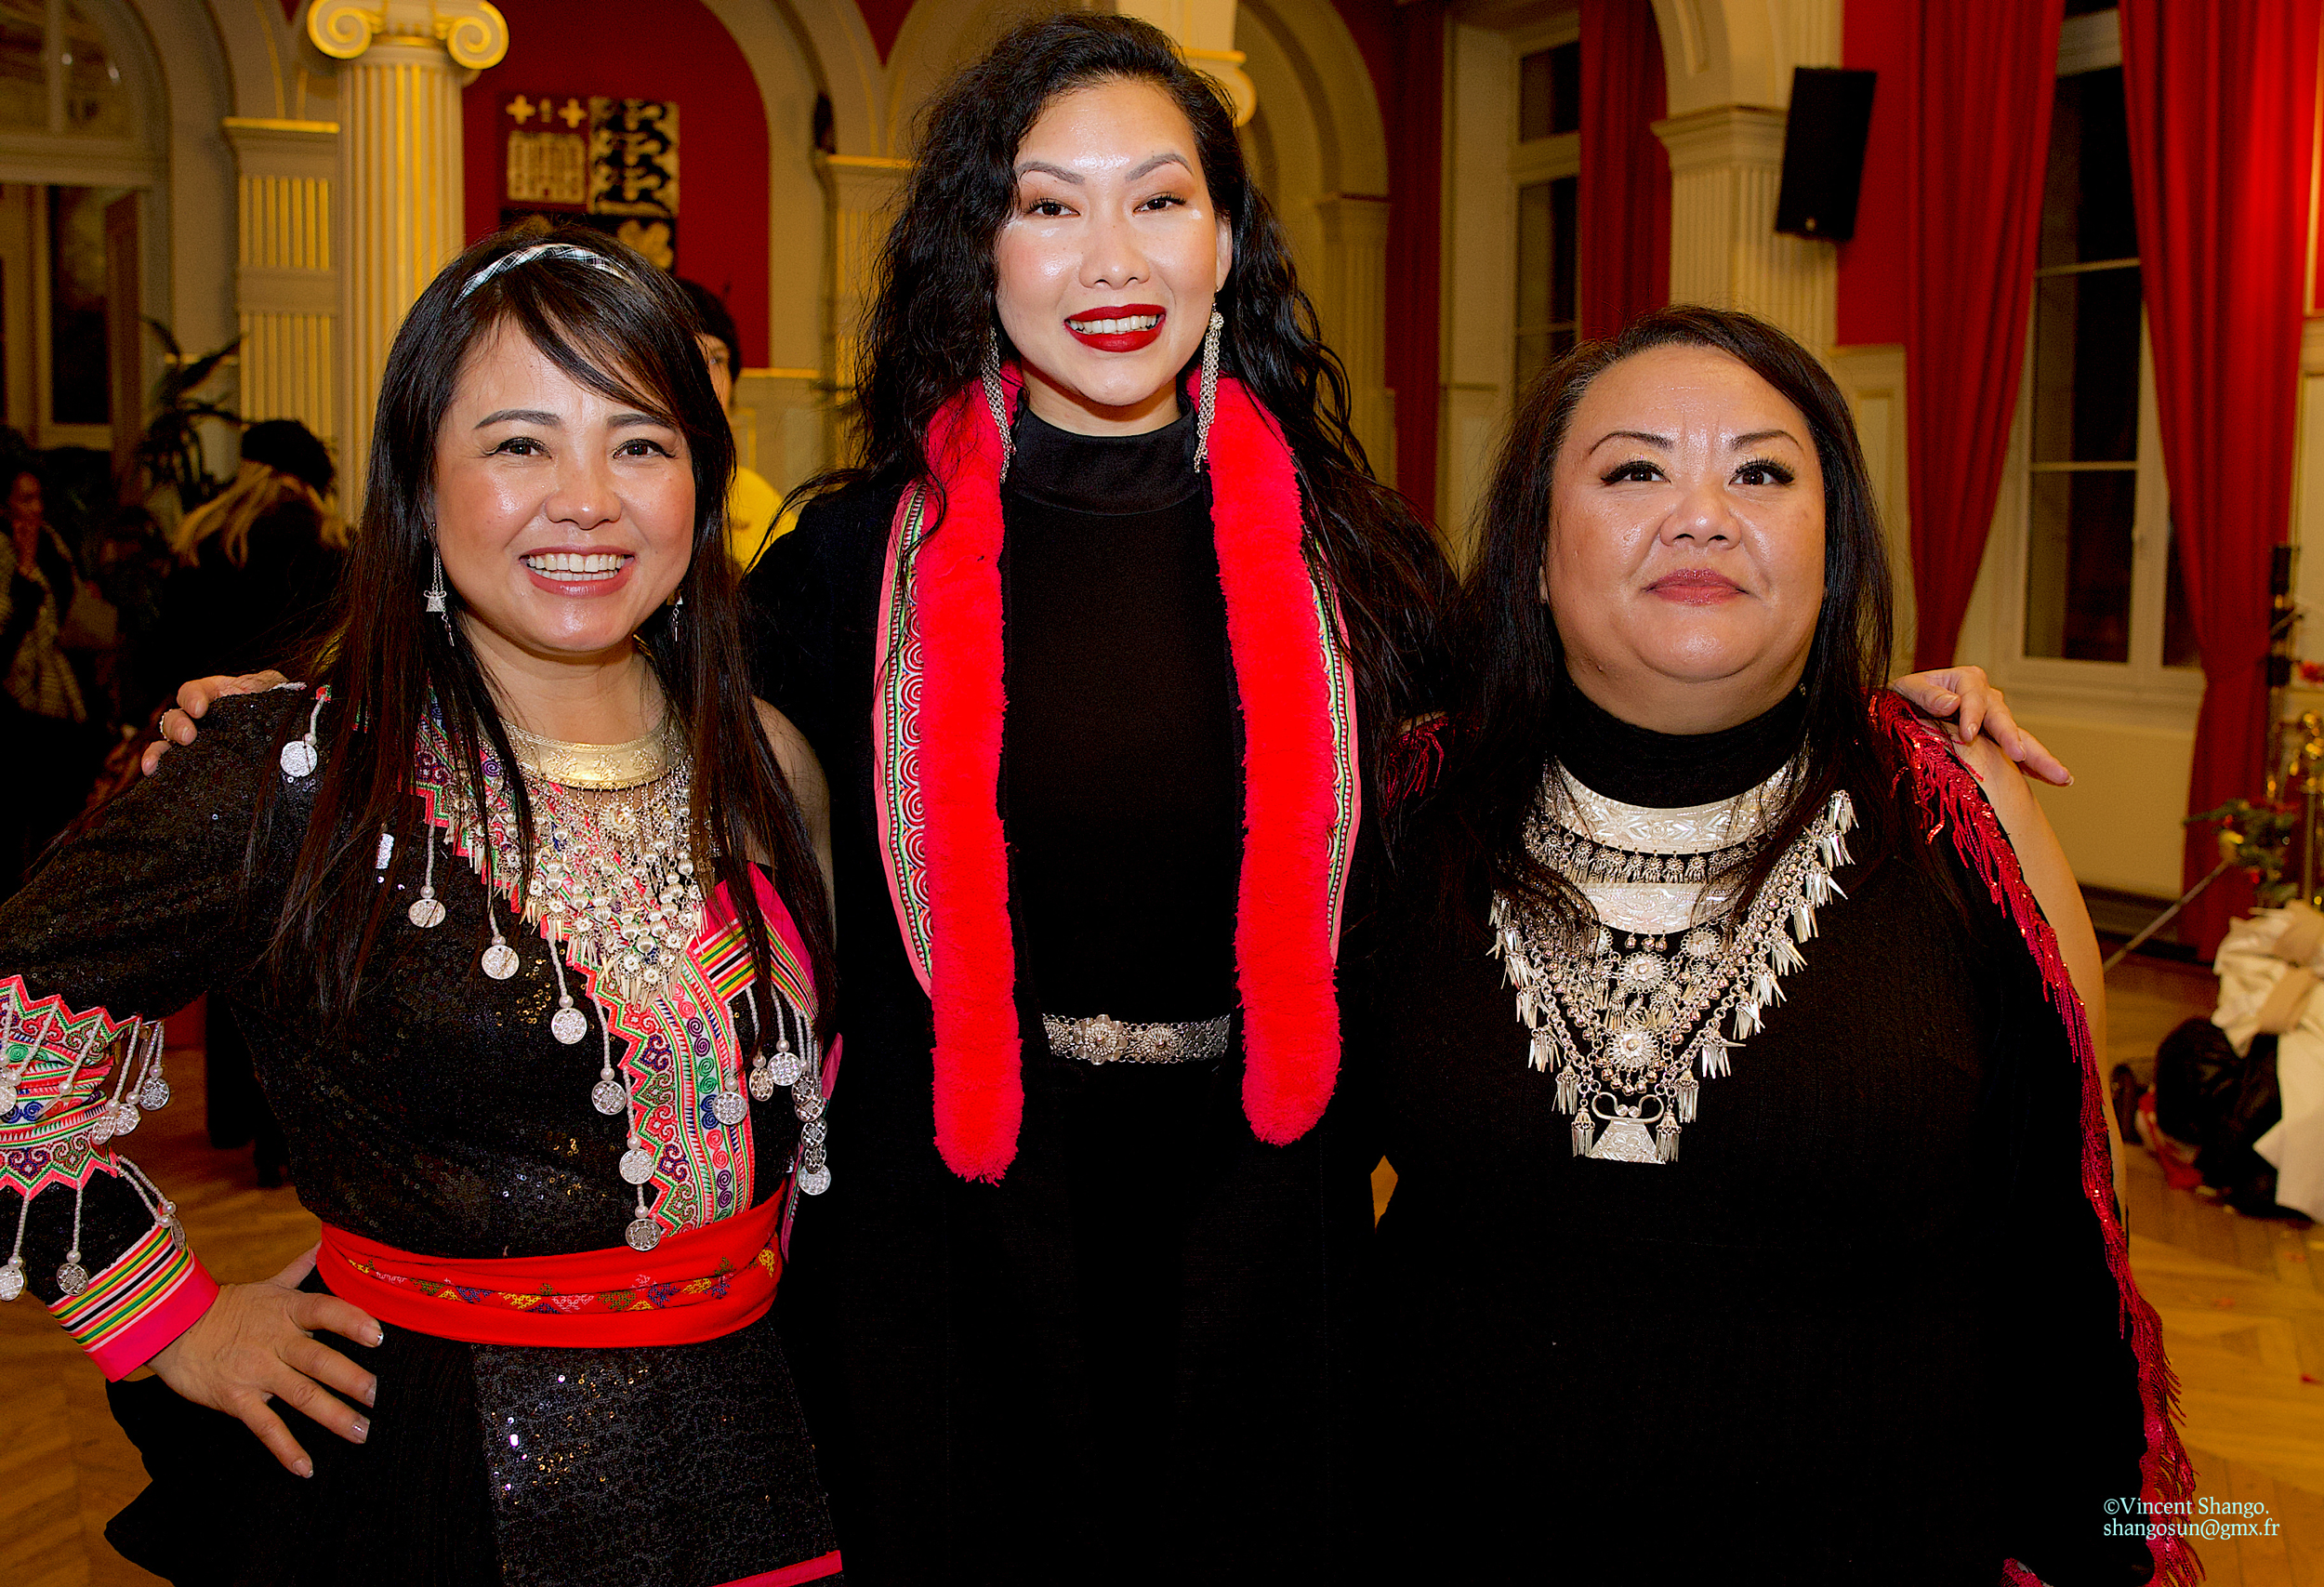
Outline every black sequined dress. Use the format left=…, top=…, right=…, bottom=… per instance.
left=0, top=691, right=841, bottom=1587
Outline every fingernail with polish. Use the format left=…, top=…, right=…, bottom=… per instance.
left=294, top=1457, right=313, bottom=1478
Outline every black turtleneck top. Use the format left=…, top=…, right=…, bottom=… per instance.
left=1354, top=690, right=2152, bottom=1585
left=999, top=400, right=1241, bottom=1022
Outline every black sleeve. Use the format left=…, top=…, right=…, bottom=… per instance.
left=743, top=483, right=899, bottom=765
left=0, top=571, right=41, bottom=667
left=0, top=690, right=308, bottom=1372
left=1982, top=919, right=2156, bottom=1584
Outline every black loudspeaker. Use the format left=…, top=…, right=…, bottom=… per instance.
left=1774, top=68, right=1877, bottom=242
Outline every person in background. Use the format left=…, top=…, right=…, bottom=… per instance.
left=674, top=277, right=786, bottom=575
left=0, top=462, right=95, bottom=891
left=148, top=419, right=347, bottom=695
left=147, top=420, right=349, bottom=1187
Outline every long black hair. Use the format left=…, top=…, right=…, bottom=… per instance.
left=798, top=11, right=1450, bottom=792
left=262, top=224, right=838, bottom=1043
left=1428, top=306, right=1907, bottom=931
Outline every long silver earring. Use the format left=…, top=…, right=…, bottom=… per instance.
left=1192, top=309, right=1225, bottom=470
left=424, top=543, right=455, bottom=642
left=981, top=325, right=1015, bottom=483
left=669, top=589, right=683, bottom=641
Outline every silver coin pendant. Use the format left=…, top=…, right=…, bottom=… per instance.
left=747, top=1065, right=776, bottom=1103
left=797, top=1163, right=831, bottom=1197
left=590, top=1078, right=628, bottom=1116
left=55, top=1261, right=88, bottom=1296
left=279, top=739, right=318, bottom=779
left=624, top=1216, right=662, bottom=1252
left=549, top=1006, right=588, bottom=1045
left=769, top=1051, right=805, bottom=1089
left=0, top=1259, right=22, bottom=1302
left=711, top=1089, right=748, bottom=1126
left=408, top=894, right=446, bottom=929
left=108, top=1102, right=139, bottom=1138
left=619, top=1146, right=656, bottom=1184
left=140, top=1077, right=171, bottom=1111
left=481, top=942, right=520, bottom=980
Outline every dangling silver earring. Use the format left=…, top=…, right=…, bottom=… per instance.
left=423, top=542, right=455, bottom=642
left=668, top=589, right=683, bottom=640
left=1191, top=309, right=1225, bottom=470
left=981, top=325, right=1015, bottom=483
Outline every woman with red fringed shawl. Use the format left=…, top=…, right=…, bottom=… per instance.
left=1357, top=307, right=2194, bottom=1585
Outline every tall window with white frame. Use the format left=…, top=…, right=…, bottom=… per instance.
left=1512, top=39, right=1578, bottom=397
left=2020, top=9, right=2199, bottom=672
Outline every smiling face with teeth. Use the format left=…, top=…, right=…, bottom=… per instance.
left=432, top=320, right=696, bottom=681
left=994, top=78, right=1232, bottom=436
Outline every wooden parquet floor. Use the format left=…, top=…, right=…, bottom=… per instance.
left=7, top=959, right=2323, bottom=1581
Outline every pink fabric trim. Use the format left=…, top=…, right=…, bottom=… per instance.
left=718, top=1548, right=843, bottom=1586
left=913, top=378, right=1023, bottom=1183
left=1208, top=381, right=1346, bottom=1144
left=1874, top=694, right=2199, bottom=1587
left=86, top=1256, right=217, bottom=1382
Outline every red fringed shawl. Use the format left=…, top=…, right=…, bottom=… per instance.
left=1872, top=694, right=2199, bottom=1587
left=872, top=371, right=1361, bottom=1183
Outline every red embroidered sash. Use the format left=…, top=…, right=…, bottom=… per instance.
left=316, top=1187, right=785, bottom=1349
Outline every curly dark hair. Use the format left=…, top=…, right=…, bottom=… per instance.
left=1426, top=305, right=1912, bottom=932
left=799, top=10, right=1450, bottom=801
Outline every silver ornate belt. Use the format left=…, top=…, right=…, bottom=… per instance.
left=1041, top=1012, right=1232, bottom=1065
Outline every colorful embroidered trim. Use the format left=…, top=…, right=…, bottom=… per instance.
left=317, top=1189, right=786, bottom=1349
left=408, top=724, right=819, bottom=1237
left=0, top=975, right=149, bottom=1199
left=874, top=483, right=936, bottom=994
left=56, top=1215, right=216, bottom=1380
left=1875, top=693, right=2199, bottom=1587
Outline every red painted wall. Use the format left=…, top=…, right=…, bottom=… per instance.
left=1835, top=4, right=1910, bottom=346
left=459, top=0, right=771, bottom=365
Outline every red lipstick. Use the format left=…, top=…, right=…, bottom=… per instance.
left=1064, top=303, right=1166, bottom=353
left=1646, top=568, right=1743, bottom=606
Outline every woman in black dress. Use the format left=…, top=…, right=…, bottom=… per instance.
left=1361, top=307, right=2192, bottom=1584
left=1, top=227, right=845, bottom=1585
left=747, top=18, right=1446, bottom=1580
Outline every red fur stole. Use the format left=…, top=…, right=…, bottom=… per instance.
left=894, top=374, right=1356, bottom=1183
left=1873, top=693, right=2199, bottom=1587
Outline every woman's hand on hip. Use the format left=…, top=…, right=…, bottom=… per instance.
left=146, top=1246, right=382, bottom=1477
left=1888, top=665, right=2070, bottom=787
left=139, top=670, right=291, bottom=775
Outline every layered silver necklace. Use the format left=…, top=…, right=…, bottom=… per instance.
left=1489, top=761, right=1855, bottom=1164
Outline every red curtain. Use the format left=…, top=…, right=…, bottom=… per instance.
left=1578, top=0, right=1670, bottom=341
left=2120, top=0, right=2321, bottom=954
left=1383, top=0, right=1447, bottom=526
left=1903, top=0, right=2065, bottom=672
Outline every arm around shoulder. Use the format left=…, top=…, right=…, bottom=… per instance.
left=755, top=698, right=833, bottom=912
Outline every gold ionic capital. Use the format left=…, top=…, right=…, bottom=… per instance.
left=308, top=1, right=508, bottom=72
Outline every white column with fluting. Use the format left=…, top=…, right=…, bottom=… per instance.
left=816, top=152, right=912, bottom=453
left=308, top=1, right=508, bottom=502
left=1647, top=0, right=1840, bottom=354
left=1315, top=192, right=1393, bottom=477
left=223, top=117, right=341, bottom=449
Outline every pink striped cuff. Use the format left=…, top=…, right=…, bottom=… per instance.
left=54, top=1220, right=218, bottom=1380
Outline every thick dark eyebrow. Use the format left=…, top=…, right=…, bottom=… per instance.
left=1588, top=429, right=1670, bottom=453
left=1013, top=152, right=1193, bottom=185
left=472, top=409, right=670, bottom=431
left=1732, top=428, right=1802, bottom=449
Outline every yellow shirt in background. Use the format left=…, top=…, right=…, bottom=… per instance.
left=725, top=465, right=796, bottom=575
